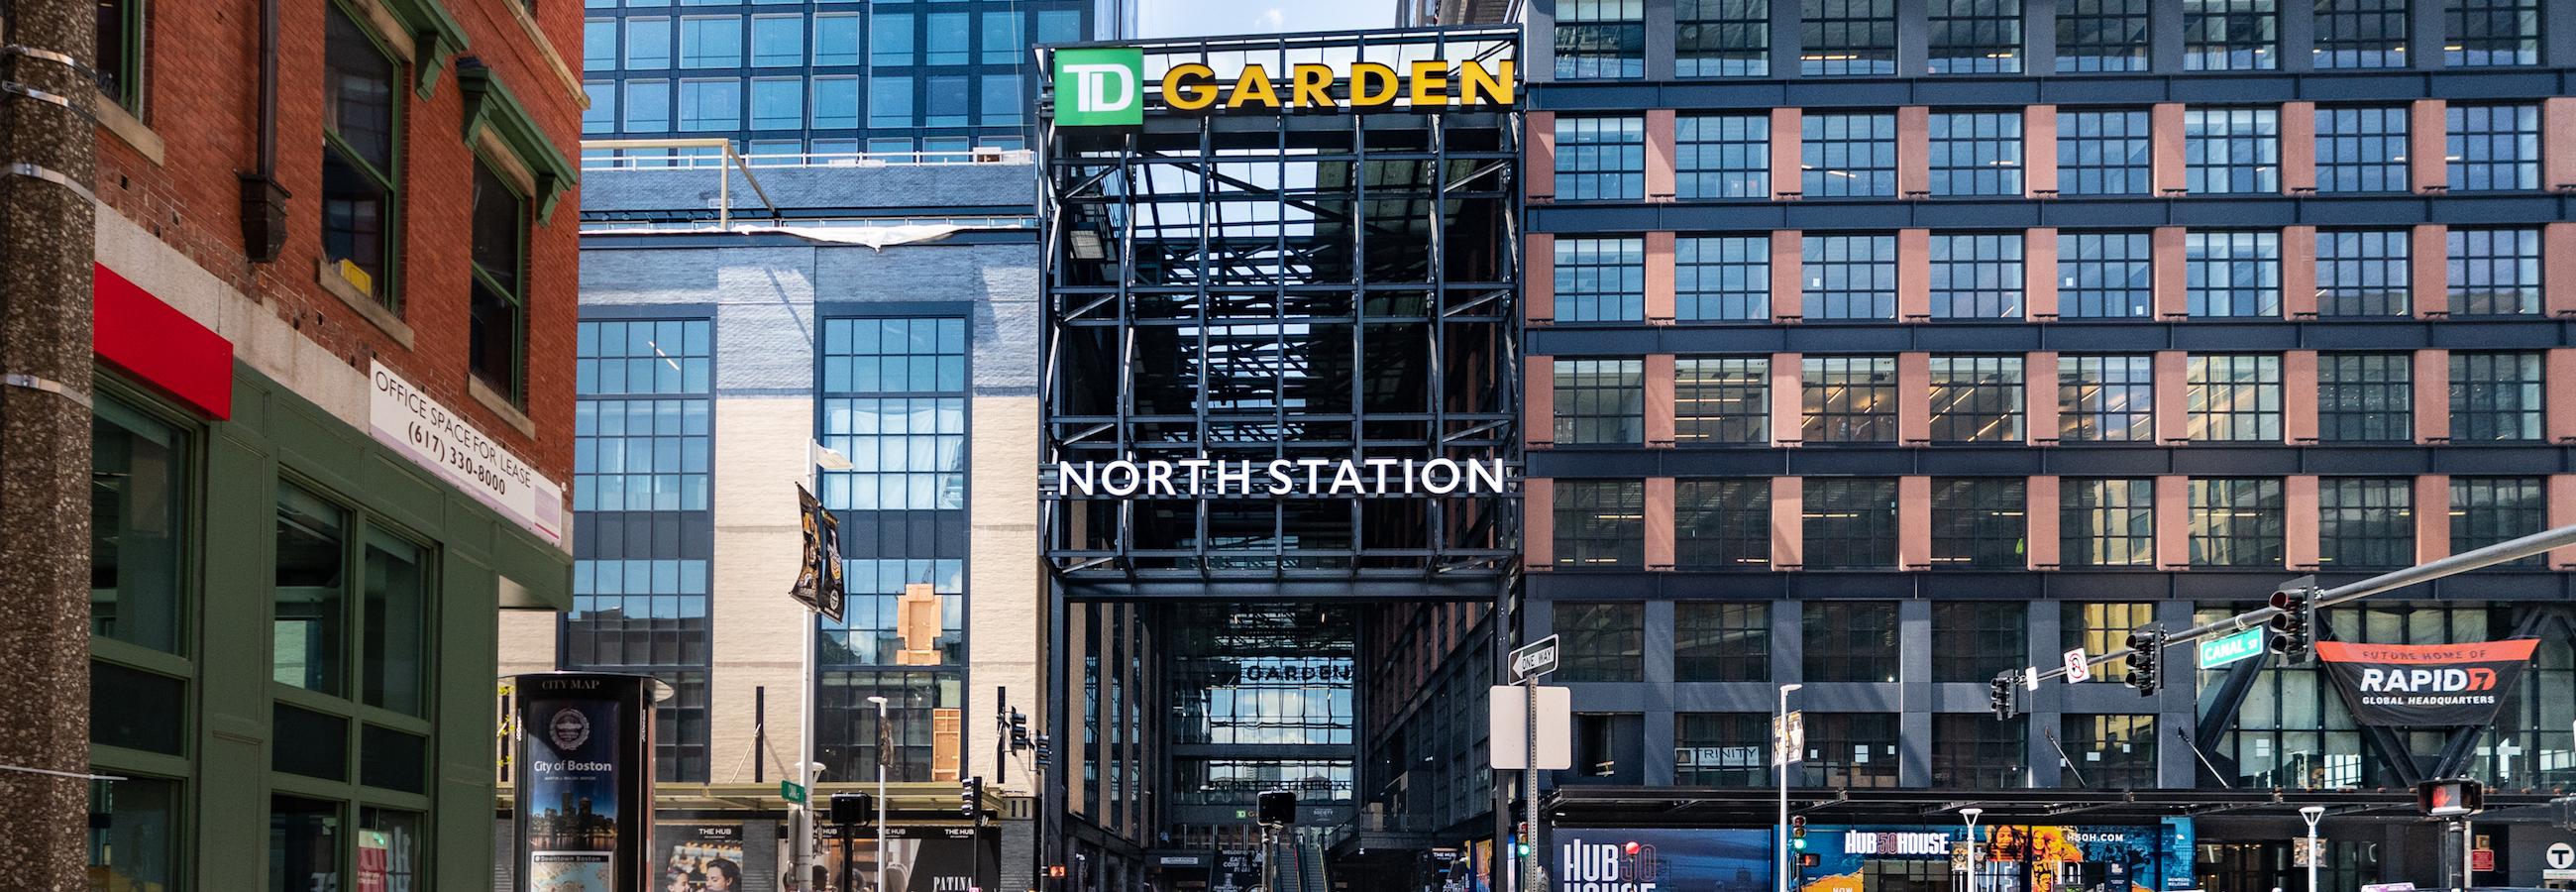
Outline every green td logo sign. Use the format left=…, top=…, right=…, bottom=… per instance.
left=1053, top=48, right=1143, bottom=126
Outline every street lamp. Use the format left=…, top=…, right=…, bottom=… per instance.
left=1960, top=808, right=1984, bottom=892
left=2300, top=806, right=2325, bottom=892
left=1777, top=684, right=1803, bottom=892
left=871, top=696, right=891, bottom=892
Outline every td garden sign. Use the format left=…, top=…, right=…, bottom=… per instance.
left=1051, top=458, right=1512, bottom=499
left=1051, top=47, right=1515, bottom=126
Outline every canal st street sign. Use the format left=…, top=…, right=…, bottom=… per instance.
left=1051, top=48, right=1515, bottom=125
left=1511, top=635, right=1560, bottom=682
left=2200, top=627, right=2268, bottom=669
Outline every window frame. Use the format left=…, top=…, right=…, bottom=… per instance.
left=1801, top=355, right=1897, bottom=442
left=2313, top=0, right=2411, bottom=67
left=1675, top=235, right=1771, bottom=321
left=2057, top=230, right=2153, bottom=318
left=1674, top=116, right=1771, bottom=200
left=2447, top=351, right=2544, bottom=441
left=2313, top=106, right=2411, bottom=193
left=2445, top=104, right=2541, bottom=191
left=468, top=159, right=532, bottom=405
left=1675, top=478, right=1772, bottom=569
left=1555, top=0, right=1648, bottom=79
left=1676, top=0, right=1771, bottom=76
left=1927, top=0, right=2023, bottom=73
left=1553, top=358, right=1646, bottom=446
left=2315, top=352, right=2414, bottom=443
left=1799, top=0, right=1899, bottom=76
left=2055, top=0, right=2151, bottom=72
left=1554, top=480, right=1647, bottom=569
left=2188, top=476, right=2286, bottom=568
left=321, top=0, right=407, bottom=312
left=2318, top=477, right=2415, bottom=570
left=1801, top=477, right=1899, bottom=569
left=1673, top=602, right=1770, bottom=681
left=1800, top=113, right=1898, bottom=198
left=2058, top=354, right=2155, bottom=442
left=2183, top=0, right=2280, bottom=70
left=2061, top=478, right=2155, bottom=568
left=1673, top=357, right=1771, bottom=444
left=1555, top=116, right=1648, bottom=201
left=1928, top=355, right=2025, bottom=443
left=2185, top=108, right=2282, bottom=194
left=2316, top=229, right=2413, bottom=316
left=1929, top=478, right=2028, bottom=568
left=2056, top=109, right=2153, bottom=196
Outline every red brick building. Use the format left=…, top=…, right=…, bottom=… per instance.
left=82, top=0, right=585, bottom=886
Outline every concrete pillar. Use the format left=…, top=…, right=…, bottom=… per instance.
left=2550, top=349, right=2576, bottom=442
left=1526, top=478, right=1556, bottom=568
left=2156, top=476, right=2192, bottom=569
left=2026, top=351, right=2061, bottom=444
left=1646, top=231, right=1677, bottom=324
left=2413, top=225, right=2448, bottom=318
left=1529, top=233, right=1556, bottom=324
left=2415, top=475, right=2450, bottom=565
left=1771, top=476, right=1803, bottom=569
left=2415, top=350, right=2450, bottom=443
left=1771, top=108, right=1804, bottom=199
left=1771, top=231, right=1803, bottom=321
left=1771, top=353, right=1803, bottom=446
left=2154, top=351, right=2190, bottom=444
left=1898, top=106, right=1931, bottom=197
left=2282, top=226, right=2318, bottom=318
left=2547, top=98, right=2576, bottom=189
left=1646, top=109, right=1677, bottom=201
left=2280, top=101, right=2317, bottom=193
left=2411, top=100, right=2447, bottom=193
left=2153, top=227, right=2188, bottom=319
left=1898, top=229, right=1931, bottom=320
left=1899, top=352, right=1932, bottom=444
left=2286, top=475, right=2321, bottom=570
left=1645, top=353, right=1675, bottom=447
left=2026, top=476, right=2062, bottom=569
left=1527, top=356, right=1556, bottom=447
left=1528, top=110, right=1557, bottom=200
left=1899, top=476, right=1933, bottom=570
left=2152, top=103, right=2188, bottom=195
left=2025, top=228, right=2060, bottom=320
left=2024, top=105, right=2059, bottom=197
left=1646, top=477, right=1676, bottom=570
left=2284, top=350, right=2319, bottom=444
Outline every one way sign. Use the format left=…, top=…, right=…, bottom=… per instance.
left=1511, top=635, right=1559, bottom=682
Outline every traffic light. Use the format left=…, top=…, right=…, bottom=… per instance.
left=961, top=776, right=983, bottom=818
left=1790, top=815, right=1806, bottom=849
left=1034, top=733, right=1052, bottom=767
left=1987, top=676, right=2015, bottom=720
left=2268, top=586, right=2315, bottom=663
left=2123, top=626, right=2165, bottom=696
left=1010, top=709, right=1031, bottom=750
left=1047, top=866, right=1069, bottom=880
left=2417, top=778, right=2485, bottom=817
left=830, top=792, right=874, bottom=825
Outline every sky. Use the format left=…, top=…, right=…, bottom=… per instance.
left=1140, top=0, right=1396, bottom=39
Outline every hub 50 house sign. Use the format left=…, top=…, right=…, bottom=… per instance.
left=1052, top=458, right=1511, bottom=498
left=1052, top=47, right=1514, bottom=126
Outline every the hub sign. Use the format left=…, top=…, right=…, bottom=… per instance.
left=1051, top=47, right=1515, bottom=126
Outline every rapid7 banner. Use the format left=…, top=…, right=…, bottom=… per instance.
left=2314, top=638, right=2540, bottom=726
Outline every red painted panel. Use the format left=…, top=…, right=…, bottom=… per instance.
left=93, top=263, right=232, bottom=419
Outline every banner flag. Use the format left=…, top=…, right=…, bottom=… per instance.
left=2315, top=638, right=2539, bottom=726
left=790, top=484, right=846, bottom=623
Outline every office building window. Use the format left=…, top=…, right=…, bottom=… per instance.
left=1801, top=113, right=1897, bottom=197
left=1676, top=235, right=1770, bottom=320
left=1554, top=359, right=1645, bottom=445
left=979, top=11, right=1022, bottom=63
left=1676, top=116, right=1770, bottom=199
left=1556, top=481, right=1646, bottom=568
left=869, top=75, right=912, bottom=128
left=86, top=777, right=181, bottom=892
left=2187, top=354, right=2281, bottom=441
left=322, top=4, right=402, bottom=308
left=1677, top=0, right=1770, bottom=76
left=94, top=0, right=144, bottom=111
left=2451, top=477, right=2546, bottom=567
left=1675, top=602, right=1770, bottom=681
left=1933, top=603, right=2026, bottom=682
left=814, top=14, right=860, bottom=65
left=2314, top=0, right=2410, bottom=66
left=1928, top=0, right=2021, bottom=73
left=922, top=11, right=968, bottom=65
left=1555, top=238, right=1646, bottom=322
left=1802, top=603, right=1898, bottom=681
left=2317, top=353, right=2413, bottom=442
left=1677, top=480, right=1772, bottom=569
left=2064, top=715, right=2158, bottom=787
left=1556, top=117, right=1646, bottom=200
left=2447, top=104, right=2540, bottom=190
left=583, top=81, right=616, bottom=134
left=1801, top=356, right=1897, bottom=442
left=923, top=74, right=969, bottom=127
left=810, top=76, right=858, bottom=129
left=2190, top=477, right=2285, bottom=567
left=2057, top=0, right=2151, bottom=71
left=816, top=316, right=968, bottom=513
left=2187, top=231, right=2281, bottom=317
left=2057, top=109, right=2152, bottom=195
left=2062, top=602, right=2153, bottom=683
left=1801, top=0, right=1897, bottom=75
left=980, top=74, right=1023, bottom=127
left=1803, top=478, right=1898, bottom=569
left=2058, top=231, right=2152, bottom=318
left=1929, top=356, right=2024, bottom=442
left=677, top=78, right=741, bottom=132
left=678, top=16, right=742, bottom=67
left=1934, top=716, right=2027, bottom=787
left=749, top=77, right=802, bottom=130
left=574, top=319, right=715, bottom=510
left=1932, top=478, right=2027, bottom=568
left=2448, top=228, right=2542, bottom=316
left=467, top=164, right=528, bottom=403
left=1801, top=233, right=1896, bottom=319
left=870, top=10, right=912, bottom=65
left=1930, top=113, right=2023, bottom=196
left=2186, top=109, right=2280, bottom=193
left=1931, top=233, right=2023, bottom=318
left=2445, top=0, right=2539, bottom=65
left=1674, top=358, right=1770, bottom=444
left=1798, top=713, right=1900, bottom=787
left=1556, top=602, right=1644, bottom=682
left=2056, top=355, right=2153, bottom=442
left=2063, top=479, right=2155, bottom=567
left=2317, top=230, right=2412, bottom=316
left=1556, top=0, right=1646, bottom=78
left=586, top=19, right=618, bottom=70
left=2448, top=352, right=2543, bottom=441
left=2314, top=107, right=2410, bottom=192
left=1674, top=714, right=1770, bottom=785
left=91, top=397, right=189, bottom=654
left=2319, top=478, right=2414, bottom=569
left=1571, top=714, right=1645, bottom=782
left=2184, top=0, right=2278, bottom=69
left=750, top=16, right=803, bottom=66
left=627, top=17, right=674, bottom=68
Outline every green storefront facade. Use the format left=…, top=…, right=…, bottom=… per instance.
left=89, top=361, right=571, bottom=891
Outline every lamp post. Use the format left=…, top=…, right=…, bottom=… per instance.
left=1776, top=683, right=1803, bottom=892
left=1960, top=808, right=1983, bottom=892
left=2300, top=806, right=2325, bottom=892
left=870, top=695, right=891, bottom=892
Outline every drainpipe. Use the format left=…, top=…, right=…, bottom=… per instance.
left=238, top=0, right=287, bottom=260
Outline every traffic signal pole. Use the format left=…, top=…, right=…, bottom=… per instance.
left=1998, top=520, right=2576, bottom=691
